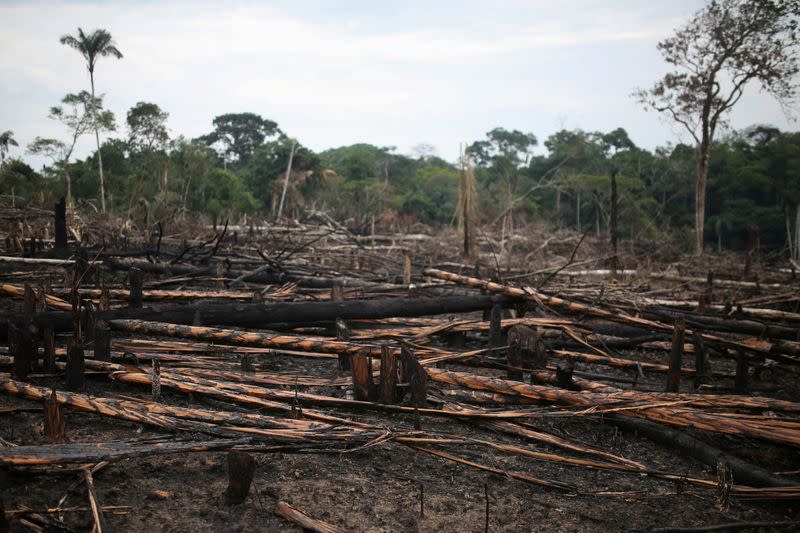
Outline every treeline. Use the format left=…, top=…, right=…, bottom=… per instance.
left=1, top=106, right=798, bottom=253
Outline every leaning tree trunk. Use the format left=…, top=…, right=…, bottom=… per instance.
left=89, top=71, right=107, bottom=213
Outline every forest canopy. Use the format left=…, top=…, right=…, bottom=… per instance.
left=2, top=110, right=798, bottom=253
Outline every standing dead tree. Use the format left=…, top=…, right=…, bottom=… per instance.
left=457, top=146, right=477, bottom=260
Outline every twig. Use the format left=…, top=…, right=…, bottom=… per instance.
left=275, top=501, right=346, bottom=533
left=537, top=229, right=588, bottom=289
left=83, top=467, right=104, bottom=533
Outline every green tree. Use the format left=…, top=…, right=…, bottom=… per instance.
left=241, top=138, right=319, bottom=212
left=0, top=158, right=44, bottom=204
left=127, top=102, right=169, bottom=152
left=635, top=0, right=800, bottom=254
left=468, top=128, right=537, bottom=227
left=194, top=168, right=259, bottom=225
left=197, top=113, right=280, bottom=169
left=28, top=91, right=115, bottom=204
left=60, top=27, right=123, bottom=213
left=0, top=130, right=18, bottom=165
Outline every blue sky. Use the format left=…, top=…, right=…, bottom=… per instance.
left=1, top=0, right=796, bottom=169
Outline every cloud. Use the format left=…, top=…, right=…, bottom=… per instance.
left=0, top=0, right=794, bottom=169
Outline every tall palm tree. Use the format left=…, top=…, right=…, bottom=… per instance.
left=0, top=130, right=18, bottom=165
left=60, top=28, right=123, bottom=212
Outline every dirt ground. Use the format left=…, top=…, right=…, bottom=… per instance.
left=3, top=341, right=800, bottom=532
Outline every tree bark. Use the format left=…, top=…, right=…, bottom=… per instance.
left=89, top=71, right=106, bottom=213
left=695, top=143, right=709, bottom=256
left=610, top=171, right=619, bottom=278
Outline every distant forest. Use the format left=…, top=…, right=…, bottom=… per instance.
left=1, top=114, right=798, bottom=253
left=2, top=1, right=799, bottom=256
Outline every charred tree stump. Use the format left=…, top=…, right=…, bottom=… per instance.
left=556, top=360, right=575, bottom=389
left=401, top=347, right=427, bottom=407
left=35, top=285, right=47, bottom=313
left=380, top=345, right=398, bottom=404
left=351, top=353, right=375, bottom=401
left=506, top=337, right=524, bottom=382
left=224, top=451, right=255, bottom=505
left=65, top=340, right=85, bottom=392
left=488, top=304, right=503, bottom=347
left=44, top=389, right=66, bottom=443
left=507, top=325, right=546, bottom=381
left=735, top=350, right=749, bottom=394
left=42, top=326, right=56, bottom=374
left=11, top=323, right=35, bottom=381
left=99, top=287, right=110, bottom=311
left=129, top=268, right=143, bottom=309
left=403, top=251, right=412, bottom=285
left=693, top=330, right=710, bottom=390
left=54, top=197, right=67, bottom=250
left=23, top=283, right=35, bottom=315
left=330, top=281, right=344, bottom=302
left=666, top=319, right=685, bottom=392
left=80, top=301, right=95, bottom=343
left=94, top=320, right=111, bottom=361
left=336, top=318, right=351, bottom=371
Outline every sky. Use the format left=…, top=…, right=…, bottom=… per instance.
left=1, top=0, right=797, bottom=170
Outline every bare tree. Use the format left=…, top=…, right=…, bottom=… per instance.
left=635, top=0, right=799, bottom=254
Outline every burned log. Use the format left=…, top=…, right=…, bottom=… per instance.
left=0, top=295, right=513, bottom=339
left=422, top=268, right=799, bottom=362
left=606, top=414, right=794, bottom=488
left=0, top=438, right=254, bottom=466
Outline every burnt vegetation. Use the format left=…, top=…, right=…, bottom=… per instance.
left=2, top=1, right=800, bottom=531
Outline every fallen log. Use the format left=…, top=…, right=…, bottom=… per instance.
left=605, top=414, right=795, bottom=488
left=0, top=378, right=382, bottom=444
left=0, top=437, right=254, bottom=466
left=104, top=258, right=375, bottom=288
left=0, top=295, right=513, bottom=339
left=109, top=319, right=377, bottom=357
left=422, top=268, right=798, bottom=362
left=425, top=368, right=800, bottom=446
left=0, top=284, right=72, bottom=311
